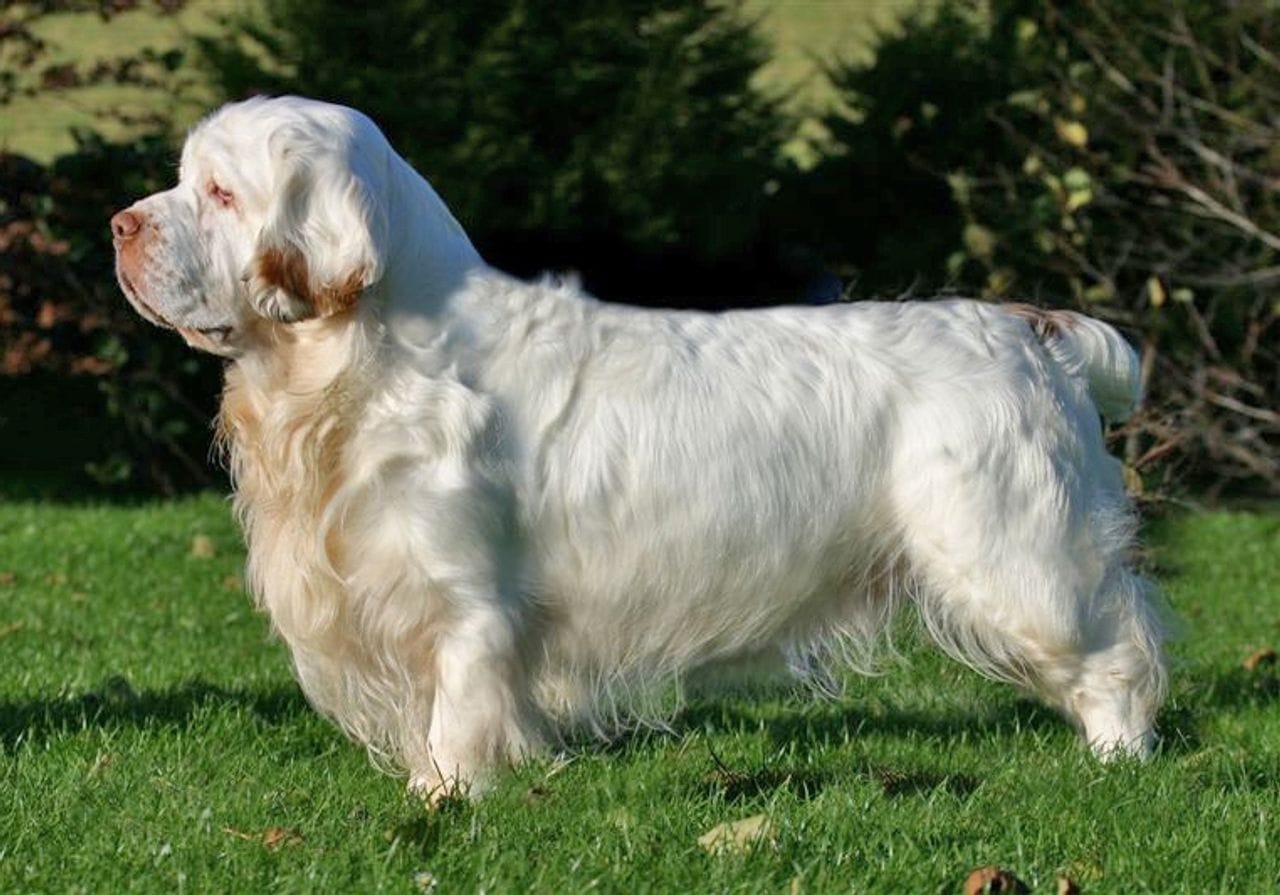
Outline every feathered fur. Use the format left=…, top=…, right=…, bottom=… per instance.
left=111, top=96, right=1168, bottom=800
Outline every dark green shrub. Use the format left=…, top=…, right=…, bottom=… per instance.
left=808, top=0, right=1279, bottom=495
left=197, top=0, right=798, bottom=305
left=1, top=1, right=223, bottom=496
left=0, top=136, right=224, bottom=496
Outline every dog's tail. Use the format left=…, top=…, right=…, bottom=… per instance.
left=1004, top=304, right=1141, bottom=422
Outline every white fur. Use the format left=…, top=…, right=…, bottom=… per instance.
left=112, top=96, right=1167, bottom=800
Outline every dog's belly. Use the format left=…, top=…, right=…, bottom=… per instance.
left=520, top=367, right=897, bottom=676
left=530, top=488, right=896, bottom=677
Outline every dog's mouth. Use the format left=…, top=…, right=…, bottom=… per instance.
left=180, top=325, right=235, bottom=340
left=118, top=267, right=173, bottom=330
left=176, top=325, right=240, bottom=357
left=118, top=266, right=234, bottom=343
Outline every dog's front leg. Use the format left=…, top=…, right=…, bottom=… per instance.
left=410, top=594, right=544, bottom=804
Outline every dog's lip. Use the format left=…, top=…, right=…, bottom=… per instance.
left=123, top=278, right=175, bottom=330
left=119, top=271, right=234, bottom=339
left=193, top=325, right=234, bottom=338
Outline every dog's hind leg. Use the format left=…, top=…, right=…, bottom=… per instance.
left=892, top=435, right=1167, bottom=758
left=1055, top=565, right=1167, bottom=758
left=905, top=525, right=1166, bottom=757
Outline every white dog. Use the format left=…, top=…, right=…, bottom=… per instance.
left=112, top=96, right=1166, bottom=800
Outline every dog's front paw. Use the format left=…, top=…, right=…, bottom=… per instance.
left=407, top=768, right=477, bottom=809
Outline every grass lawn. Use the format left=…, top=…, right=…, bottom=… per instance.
left=2, top=496, right=1278, bottom=892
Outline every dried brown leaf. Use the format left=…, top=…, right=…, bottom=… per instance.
left=962, top=866, right=1028, bottom=895
left=223, top=826, right=303, bottom=850
left=261, top=827, right=303, bottom=850
left=1243, top=647, right=1277, bottom=671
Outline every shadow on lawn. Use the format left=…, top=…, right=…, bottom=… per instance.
left=681, top=695, right=1063, bottom=754
left=662, top=698, right=1054, bottom=804
left=0, top=676, right=310, bottom=748
left=1158, top=660, right=1280, bottom=756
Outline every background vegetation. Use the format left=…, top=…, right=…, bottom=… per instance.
left=800, top=0, right=1280, bottom=496
left=2, top=0, right=1276, bottom=497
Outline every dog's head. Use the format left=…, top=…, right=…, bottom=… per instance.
left=111, top=96, right=390, bottom=356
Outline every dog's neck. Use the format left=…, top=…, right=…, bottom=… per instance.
left=220, top=310, right=369, bottom=449
left=382, top=156, right=485, bottom=321
left=217, top=310, right=371, bottom=554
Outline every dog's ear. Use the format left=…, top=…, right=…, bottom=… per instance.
left=248, top=127, right=387, bottom=322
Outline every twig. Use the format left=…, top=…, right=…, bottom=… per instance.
left=1202, top=390, right=1280, bottom=426
left=1240, top=31, right=1280, bottom=73
left=1175, top=265, right=1280, bottom=288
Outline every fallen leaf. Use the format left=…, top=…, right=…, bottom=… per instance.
left=962, top=866, right=1027, bottom=895
left=261, top=826, right=303, bottom=850
left=221, top=574, right=244, bottom=591
left=0, top=571, right=16, bottom=586
left=697, top=813, right=774, bottom=855
left=0, top=621, right=24, bottom=639
left=1243, top=647, right=1277, bottom=672
left=45, top=571, right=68, bottom=587
left=190, top=534, right=217, bottom=559
left=223, top=826, right=303, bottom=850
left=1058, top=876, right=1081, bottom=895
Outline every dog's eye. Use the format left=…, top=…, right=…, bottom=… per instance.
left=208, top=181, right=235, bottom=208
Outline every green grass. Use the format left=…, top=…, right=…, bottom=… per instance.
left=2, top=498, right=1278, bottom=892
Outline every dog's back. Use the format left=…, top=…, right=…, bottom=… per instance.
left=422, top=280, right=1163, bottom=756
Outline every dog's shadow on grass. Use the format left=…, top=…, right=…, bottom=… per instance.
left=680, top=695, right=1064, bottom=753
left=1157, top=660, right=1280, bottom=756
left=650, top=698, right=1059, bottom=804
left=0, top=676, right=310, bottom=748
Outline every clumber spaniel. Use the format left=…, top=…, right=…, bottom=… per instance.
left=112, top=96, right=1166, bottom=800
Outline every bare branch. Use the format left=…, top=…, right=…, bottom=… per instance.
left=1240, top=31, right=1280, bottom=72
left=1202, top=390, right=1280, bottom=426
